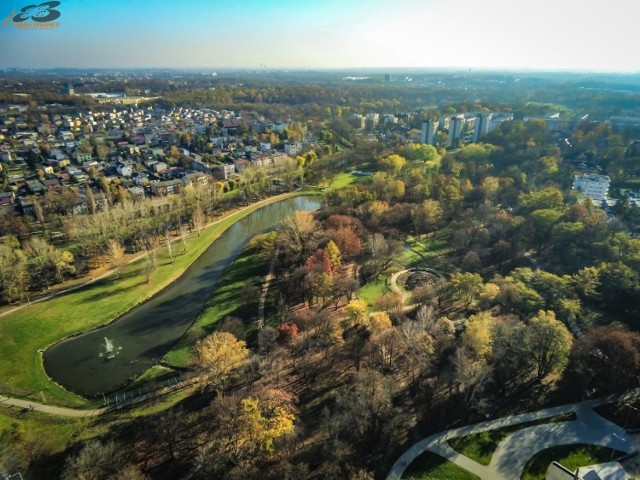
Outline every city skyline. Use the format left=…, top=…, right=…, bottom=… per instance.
left=1, top=0, right=639, bottom=72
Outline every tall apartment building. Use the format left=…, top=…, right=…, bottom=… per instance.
left=420, top=120, right=436, bottom=146
left=448, top=114, right=465, bottom=147
left=473, top=113, right=492, bottom=142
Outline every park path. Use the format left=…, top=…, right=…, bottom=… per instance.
left=0, top=394, right=105, bottom=417
left=387, top=389, right=640, bottom=480
left=0, top=191, right=301, bottom=320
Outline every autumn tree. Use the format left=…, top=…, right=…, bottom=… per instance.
left=23, top=237, right=75, bottom=289
left=62, top=440, right=130, bottom=480
left=325, top=240, right=342, bottom=270
left=567, top=326, right=640, bottom=395
left=277, top=211, right=321, bottom=267
left=195, top=389, right=296, bottom=478
left=461, top=311, right=493, bottom=359
left=196, top=332, right=250, bottom=395
left=344, top=299, right=369, bottom=327
left=0, top=243, right=29, bottom=304
left=107, top=239, right=126, bottom=275
left=527, top=310, right=572, bottom=381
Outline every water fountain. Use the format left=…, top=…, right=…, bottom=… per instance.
left=99, top=337, right=121, bottom=360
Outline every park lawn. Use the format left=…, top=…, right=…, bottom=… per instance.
left=0, top=404, right=81, bottom=450
left=357, top=277, right=392, bottom=308
left=0, top=191, right=314, bottom=407
left=403, top=451, right=479, bottom=480
left=447, top=412, right=577, bottom=466
left=330, top=172, right=359, bottom=189
left=162, top=239, right=270, bottom=367
left=520, top=444, right=625, bottom=480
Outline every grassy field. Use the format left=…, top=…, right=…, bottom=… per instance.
left=163, top=238, right=270, bottom=367
left=403, top=451, right=479, bottom=480
left=447, top=412, right=577, bottom=465
left=520, top=444, right=625, bottom=480
left=357, top=277, right=392, bottom=308
left=328, top=171, right=373, bottom=189
left=0, top=191, right=317, bottom=407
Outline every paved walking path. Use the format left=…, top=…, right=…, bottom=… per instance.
left=387, top=390, right=640, bottom=480
left=0, top=395, right=105, bottom=417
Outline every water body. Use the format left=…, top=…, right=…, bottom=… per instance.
left=44, top=196, right=321, bottom=397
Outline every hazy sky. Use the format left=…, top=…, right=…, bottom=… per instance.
left=1, top=0, right=639, bottom=71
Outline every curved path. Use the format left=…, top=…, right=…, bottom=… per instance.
left=0, top=191, right=304, bottom=320
left=387, top=390, right=640, bottom=480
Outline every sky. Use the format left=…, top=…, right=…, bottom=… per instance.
left=1, top=0, right=639, bottom=72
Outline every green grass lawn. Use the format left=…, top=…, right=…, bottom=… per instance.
left=521, top=444, right=625, bottom=480
left=402, top=451, right=479, bottom=480
left=0, top=191, right=317, bottom=407
left=448, top=412, right=577, bottom=465
left=357, top=277, right=392, bottom=308
left=330, top=172, right=359, bottom=189
left=163, top=238, right=270, bottom=367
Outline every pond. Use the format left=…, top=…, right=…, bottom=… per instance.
left=43, top=195, right=321, bottom=397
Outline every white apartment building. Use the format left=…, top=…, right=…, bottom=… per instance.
left=572, top=174, right=611, bottom=202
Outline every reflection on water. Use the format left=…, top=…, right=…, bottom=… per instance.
left=43, top=196, right=320, bottom=397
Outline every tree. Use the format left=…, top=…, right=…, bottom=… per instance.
left=277, top=211, right=320, bottom=267
left=461, top=311, right=493, bottom=359
left=330, top=369, right=398, bottom=447
left=0, top=243, right=29, bottom=304
left=415, top=199, right=443, bottom=237
left=195, top=389, right=296, bottom=478
left=452, top=347, right=491, bottom=413
left=196, top=332, right=250, bottom=395
left=369, top=312, right=392, bottom=333
left=450, top=272, right=484, bottom=308
left=23, top=237, right=75, bottom=289
left=344, top=299, right=369, bottom=327
left=107, top=240, right=126, bottom=276
left=402, top=143, right=438, bottom=162
left=527, top=310, right=572, bottom=381
left=567, top=326, right=640, bottom=395
left=330, top=227, right=362, bottom=261
left=62, top=440, right=128, bottom=480
left=378, top=154, right=406, bottom=172
left=325, top=240, right=342, bottom=270
left=489, top=316, right=531, bottom=395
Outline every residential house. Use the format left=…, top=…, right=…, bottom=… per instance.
left=117, top=162, right=134, bottom=177
left=182, top=172, right=209, bottom=187
left=284, top=141, right=302, bottom=156
left=212, top=163, right=235, bottom=180
left=74, top=152, right=93, bottom=164
left=150, top=179, right=183, bottom=196
left=26, top=180, right=46, bottom=195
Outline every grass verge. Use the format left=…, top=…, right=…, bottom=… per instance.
left=520, top=444, right=625, bottom=480
left=163, top=238, right=270, bottom=367
left=448, top=412, right=577, bottom=465
left=402, top=451, right=479, bottom=480
left=0, top=191, right=317, bottom=407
